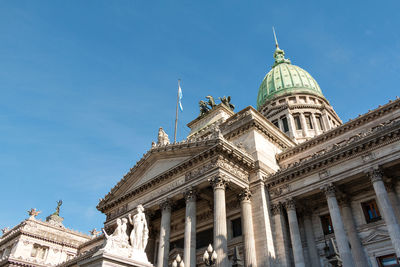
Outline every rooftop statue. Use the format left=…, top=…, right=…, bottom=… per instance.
left=206, top=95, right=216, bottom=109
left=199, top=100, right=210, bottom=116
left=157, top=127, right=170, bottom=146
left=52, top=200, right=62, bottom=216
left=27, top=208, right=41, bottom=219
left=219, top=96, right=235, bottom=111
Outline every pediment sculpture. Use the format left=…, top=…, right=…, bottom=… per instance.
left=102, top=205, right=150, bottom=263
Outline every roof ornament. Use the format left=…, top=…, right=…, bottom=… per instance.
left=27, top=208, right=41, bottom=219
left=52, top=200, right=63, bottom=216
left=272, top=27, right=291, bottom=67
left=157, top=127, right=170, bottom=146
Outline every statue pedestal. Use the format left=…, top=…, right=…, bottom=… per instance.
left=82, top=250, right=154, bottom=267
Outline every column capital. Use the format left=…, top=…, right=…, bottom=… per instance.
left=321, top=183, right=336, bottom=197
left=271, top=203, right=283, bottom=216
left=238, top=188, right=252, bottom=203
left=284, top=198, right=296, bottom=211
left=367, top=168, right=384, bottom=183
left=160, top=199, right=173, bottom=211
left=183, top=187, right=197, bottom=202
left=383, top=176, right=397, bottom=193
left=209, top=175, right=229, bottom=190
left=338, top=196, right=351, bottom=207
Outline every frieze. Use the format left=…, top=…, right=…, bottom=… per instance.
left=361, top=152, right=375, bottom=162
left=269, top=184, right=290, bottom=198
left=277, top=98, right=400, bottom=162
left=319, top=170, right=330, bottom=180
left=185, top=157, right=249, bottom=182
left=266, top=118, right=400, bottom=187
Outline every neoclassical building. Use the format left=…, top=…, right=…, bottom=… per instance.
left=1, top=42, right=400, bottom=267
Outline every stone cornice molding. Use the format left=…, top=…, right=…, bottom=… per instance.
left=277, top=98, right=400, bottom=162
left=222, top=106, right=295, bottom=150
left=266, top=118, right=400, bottom=188
left=238, top=189, right=252, bottom=203
left=183, top=187, right=197, bottom=202
left=97, top=139, right=255, bottom=213
left=209, top=175, right=230, bottom=190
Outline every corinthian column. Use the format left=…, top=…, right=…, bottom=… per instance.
left=369, top=169, right=400, bottom=257
left=209, top=175, right=229, bottom=267
left=271, top=203, right=290, bottom=266
left=284, top=199, right=305, bottom=267
left=157, top=199, right=172, bottom=267
left=238, top=189, right=257, bottom=267
left=303, top=211, right=320, bottom=267
left=183, top=188, right=197, bottom=267
left=322, top=184, right=354, bottom=267
left=339, top=198, right=368, bottom=267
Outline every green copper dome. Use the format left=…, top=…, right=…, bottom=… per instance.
left=257, top=46, right=324, bottom=109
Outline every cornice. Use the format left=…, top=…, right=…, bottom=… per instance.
left=277, top=98, right=400, bottom=162
left=222, top=106, right=295, bottom=150
left=266, top=118, right=400, bottom=188
left=97, top=138, right=255, bottom=213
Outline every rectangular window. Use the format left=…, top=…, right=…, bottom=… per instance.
left=231, top=218, right=242, bottom=238
left=377, top=254, right=399, bottom=266
left=294, top=115, right=302, bottom=130
left=315, top=115, right=324, bottom=130
left=305, top=115, right=313, bottom=129
left=362, top=199, right=381, bottom=223
left=272, top=120, right=279, bottom=129
left=281, top=117, right=289, bottom=133
left=320, top=214, right=334, bottom=235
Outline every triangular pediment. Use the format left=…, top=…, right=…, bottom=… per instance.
left=362, top=229, right=390, bottom=245
left=127, top=156, right=190, bottom=191
left=99, top=140, right=219, bottom=209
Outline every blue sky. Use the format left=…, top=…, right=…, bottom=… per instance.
left=1, top=1, right=399, bottom=234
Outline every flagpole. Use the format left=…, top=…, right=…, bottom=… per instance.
left=174, top=79, right=181, bottom=143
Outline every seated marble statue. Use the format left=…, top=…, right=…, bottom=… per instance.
left=128, top=205, right=149, bottom=252
left=103, top=218, right=130, bottom=252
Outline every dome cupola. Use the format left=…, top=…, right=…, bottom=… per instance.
left=256, top=29, right=342, bottom=143
left=257, top=45, right=325, bottom=110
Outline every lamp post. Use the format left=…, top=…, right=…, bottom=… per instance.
left=203, top=244, right=217, bottom=266
left=172, top=254, right=184, bottom=267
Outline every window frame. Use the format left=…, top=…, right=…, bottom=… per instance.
left=377, top=253, right=400, bottom=267
left=362, top=199, right=381, bottom=223
left=320, top=214, right=334, bottom=235
left=293, top=115, right=302, bottom=130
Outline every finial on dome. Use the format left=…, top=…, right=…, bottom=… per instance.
left=272, top=26, right=279, bottom=48
left=272, top=27, right=291, bottom=67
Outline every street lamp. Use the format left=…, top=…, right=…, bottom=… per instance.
left=203, top=244, right=217, bottom=266
left=172, top=254, right=184, bottom=267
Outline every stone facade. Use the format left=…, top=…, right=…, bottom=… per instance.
left=2, top=44, right=400, bottom=267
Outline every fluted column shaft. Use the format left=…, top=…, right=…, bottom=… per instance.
left=322, top=185, right=354, bottom=267
left=285, top=199, right=305, bottom=267
left=209, top=176, right=229, bottom=267
left=303, top=213, right=320, bottom=267
left=157, top=200, right=172, bottom=267
left=239, top=189, right=257, bottom=267
left=369, top=170, right=400, bottom=257
left=271, top=203, right=291, bottom=266
left=340, top=200, right=368, bottom=267
left=184, top=188, right=197, bottom=267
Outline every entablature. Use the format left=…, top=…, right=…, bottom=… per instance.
left=266, top=120, right=400, bottom=202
